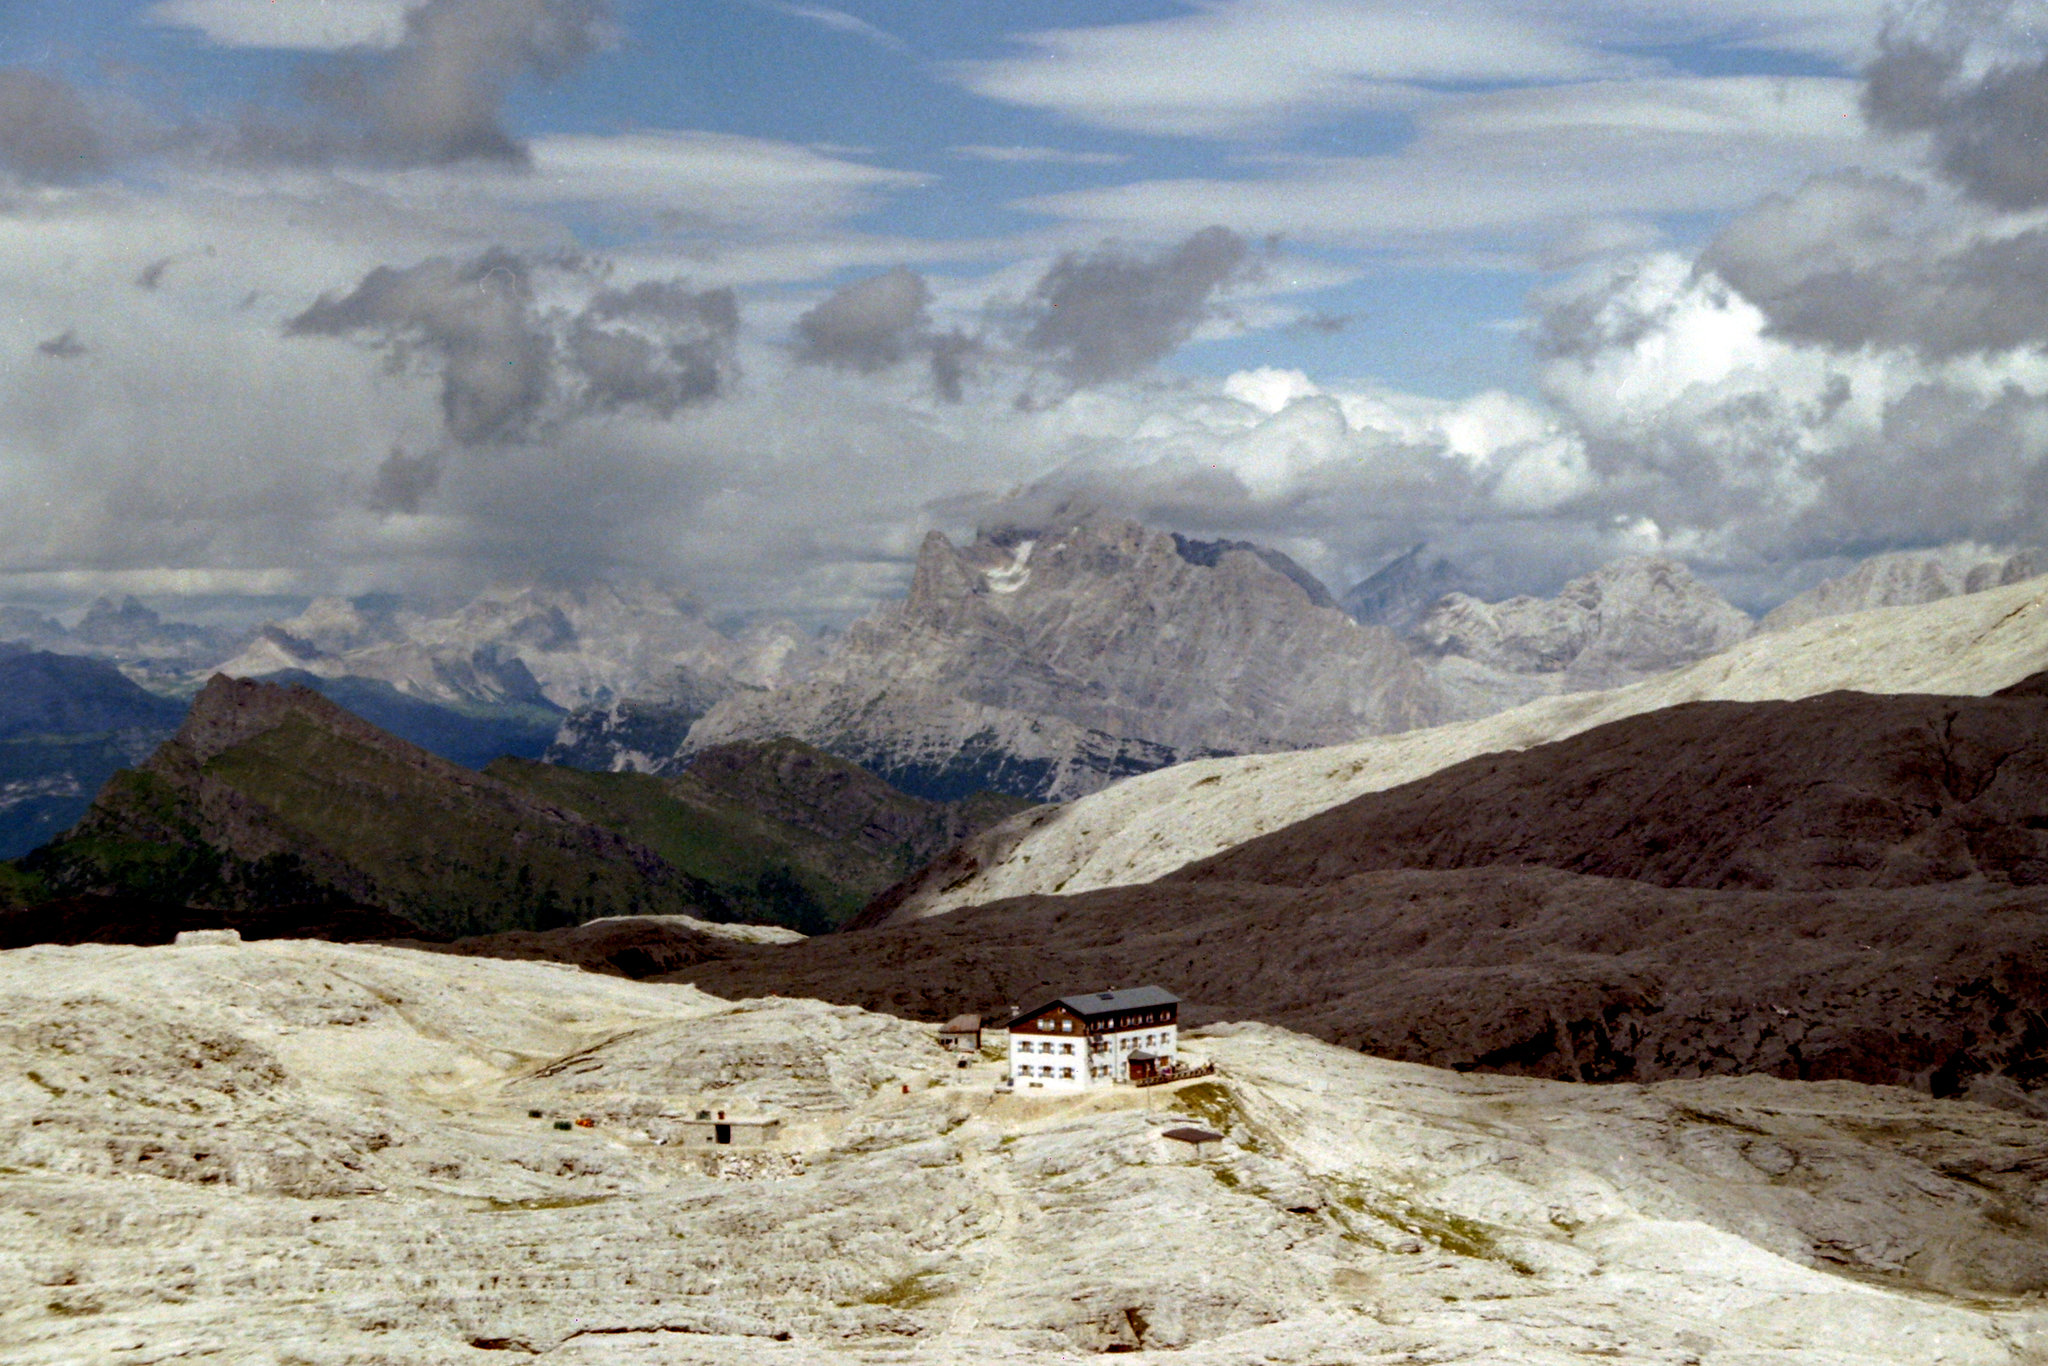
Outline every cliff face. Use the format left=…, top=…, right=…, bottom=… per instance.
left=678, top=514, right=1444, bottom=800
left=1415, top=555, right=1753, bottom=715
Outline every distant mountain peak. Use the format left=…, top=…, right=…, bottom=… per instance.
left=679, top=514, right=1440, bottom=802
left=1340, top=543, right=1470, bottom=634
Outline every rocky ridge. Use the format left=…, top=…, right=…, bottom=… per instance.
left=678, top=673, right=2048, bottom=1104
left=675, top=514, right=1441, bottom=801
left=25, top=675, right=716, bottom=937
left=1762, top=544, right=2045, bottom=631
left=1415, top=555, right=1755, bottom=716
left=4, top=937, right=2046, bottom=1363
left=873, top=571, right=2048, bottom=919
left=217, top=583, right=821, bottom=712
left=1338, top=541, right=1472, bottom=634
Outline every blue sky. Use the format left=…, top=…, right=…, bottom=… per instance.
left=0, top=0, right=2044, bottom=619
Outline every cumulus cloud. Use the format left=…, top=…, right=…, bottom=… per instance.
left=1700, top=170, right=2048, bottom=357
left=287, top=249, right=739, bottom=443
left=0, top=70, right=109, bottom=184
left=234, top=0, right=613, bottom=167
left=795, top=268, right=931, bottom=372
left=1021, top=226, right=1252, bottom=386
left=1532, top=247, right=2048, bottom=573
left=572, top=280, right=740, bottom=416
left=1863, top=0, right=2048, bottom=209
left=288, top=248, right=555, bottom=443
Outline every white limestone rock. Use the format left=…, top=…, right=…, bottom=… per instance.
left=1416, top=555, right=1754, bottom=710
left=216, top=583, right=822, bottom=711
left=1762, top=544, right=2045, bottom=632
left=3, top=940, right=2046, bottom=1364
left=678, top=514, right=1442, bottom=801
left=885, top=570, right=2048, bottom=919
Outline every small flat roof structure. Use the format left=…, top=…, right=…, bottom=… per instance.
left=940, top=1014, right=981, bottom=1033
left=1162, top=1127, right=1224, bottom=1147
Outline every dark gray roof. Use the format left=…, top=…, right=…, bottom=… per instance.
left=1006, top=986, right=1179, bottom=1028
left=1061, top=986, right=1178, bottom=1016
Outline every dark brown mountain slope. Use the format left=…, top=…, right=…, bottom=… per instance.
left=647, top=869, right=2048, bottom=1106
left=601, top=673, right=2048, bottom=1107
left=1173, top=675, right=2048, bottom=893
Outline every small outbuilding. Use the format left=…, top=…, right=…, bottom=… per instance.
left=668, top=1109, right=782, bottom=1147
left=938, top=1014, right=983, bottom=1051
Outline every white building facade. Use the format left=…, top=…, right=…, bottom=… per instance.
left=1004, top=986, right=1180, bottom=1093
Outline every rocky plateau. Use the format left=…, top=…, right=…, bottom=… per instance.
left=4, top=937, right=2047, bottom=1364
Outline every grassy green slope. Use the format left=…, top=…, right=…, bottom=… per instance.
left=488, top=740, right=1035, bottom=932
left=13, top=681, right=1034, bottom=940
left=27, top=688, right=713, bottom=939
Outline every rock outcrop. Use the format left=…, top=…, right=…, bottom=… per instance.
left=676, top=514, right=1442, bottom=801
left=1762, top=544, right=2045, bottom=632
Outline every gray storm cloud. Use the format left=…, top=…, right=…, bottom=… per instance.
left=0, top=69, right=108, bottom=184
left=287, top=250, right=739, bottom=445
left=793, top=269, right=980, bottom=401
left=368, top=446, right=444, bottom=515
left=1515, top=0, right=2048, bottom=583
left=237, top=0, right=613, bottom=167
left=1699, top=170, right=2048, bottom=358
left=1022, top=226, right=1251, bottom=385
left=1864, top=1, right=2048, bottom=209
left=573, top=280, right=741, bottom=416
left=288, top=249, right=554, bottom=443
left=795, top=268, right=931, bottom=371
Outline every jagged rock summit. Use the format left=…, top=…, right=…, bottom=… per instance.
left=1416, top=555, right=1754, bottom=714
left=217, top=582, right=820, bottom=711
left=1339, top=542, right=1471, bottom=634
left=1762, top=544, right=2045, bottom=632
left=676, top=513, right=1442, bottom=800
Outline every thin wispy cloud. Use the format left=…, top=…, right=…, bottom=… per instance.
left=949, top=145, right=1127, bottom=166
left=751, top=1, right=905, bottom=52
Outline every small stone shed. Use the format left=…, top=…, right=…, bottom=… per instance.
left=938, top=1014, right=983, bottom=1051
left=667, top=1110, right=782, bottom=1148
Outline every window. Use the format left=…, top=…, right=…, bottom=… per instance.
left=1060, top=1068, right=1073, bottom=1079
left=1061, top=1043, right=1074, bottom=1054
